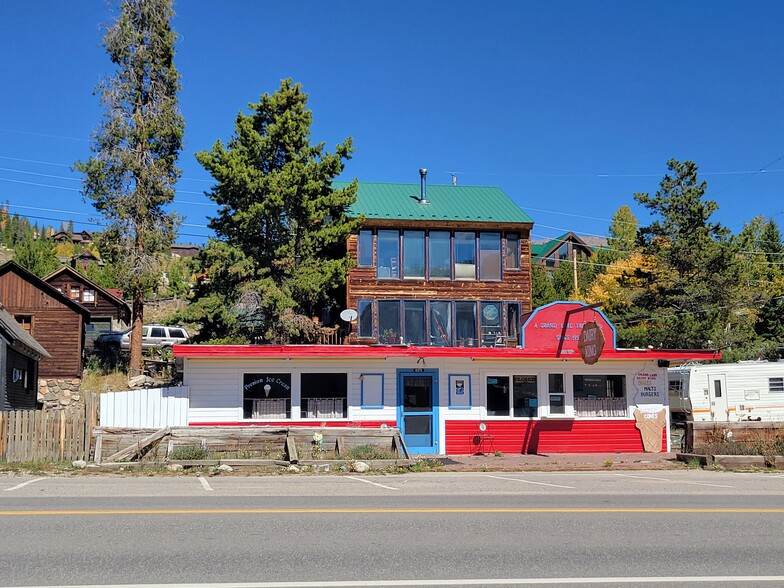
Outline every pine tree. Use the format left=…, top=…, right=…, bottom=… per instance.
left=75, top=0, right=184, bottom=374
left=188, top=79, right=360, bottom=343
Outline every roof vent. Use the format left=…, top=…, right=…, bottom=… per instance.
left=419, top=168, right=429, bottom=204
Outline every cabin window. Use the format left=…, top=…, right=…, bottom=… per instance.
left=429, top=301, right=452, bottom=346
left=428, top=231, right=451, bottom=279
left=479, top=232, right=501, bottom=281
left=357, top=299, right=374, bottom=338
left=573, top=375, right=627, bottom=417
left=480, top=301, right=502, bottom=347
left=549, top=373, right=565, bottom=415
left=506, top=302, right=520, bottom=345
left=505, top=233, right=520, bottom=269
left=70, top=285, right=80, bottom=300
left=243, top=373, right=291, bottom=419
left=403, top=300, right=426, bottom=345
left=376, top=230, right=400, bottom=279
left=455, top=301, right=478, bottom=347
left=301, top=373, right=347, bottom=419
left=358, top=230, right=374, bottom=267
left=770, top=377, right=784, bottom=393
left=558, top=243, right=570, bottom=262
left=402, top=231, right=425, bottom=279
left=83, top=288, right=96, bottom=302
left=378, top=300, right=401, bottom=343
left=454, top=232, right=476, bottom=280
left=15, top=315, right=32, bottom=334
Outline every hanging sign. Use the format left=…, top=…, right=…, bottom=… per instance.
left=577, top=321, right=605, bottom=365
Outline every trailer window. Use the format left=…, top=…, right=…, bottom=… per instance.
left=770, top=377, right=784, bottom=393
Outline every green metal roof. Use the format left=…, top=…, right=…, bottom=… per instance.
left=336, top=181, right=534, bottom=224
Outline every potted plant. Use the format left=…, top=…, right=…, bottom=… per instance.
left=382, top=328, right=398, bottom=344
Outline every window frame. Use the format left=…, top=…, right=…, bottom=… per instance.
left=483, top=373, right=539, bottom=418
left=357, top=230, right=374, bottom=267
left=376, top=229, right=400, bottom=279
left=454, top=231, right=476, bottom=281
left=402, top=230, right=426, bottom=279
left=427, top=231, right=452, bottom=280
left=478, top=232, right=502, bottom=281
left=505, top=233, right=520, bottom=270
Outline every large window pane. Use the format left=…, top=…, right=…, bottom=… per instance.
left=301, top=373, right=347, bottom=418
left=243, top=373, right=291, bottom=419
left=377, top=230, right=399, bottom=279
left=456, top=301, right=477, bottom=347
left=358, top=299, right=374, bottom=338
left=513, top=375, right=537, bottom=417
left=479, top=232, right=501, bottom=281
left=573, top=374, right=626, bottom=417
left=429, top=301, right=452, bottom=346
left=505, top=233, right=520, bottom=269
left=358, top=230, right=373, bottom=267
left=487, top=375, right=510, bottom=416
left=549, top=373, right=565, bottom=415
left=428, top=231, right=451, bottom=279
left=454, top=231, right=476, bottom=280
left=480, top=301, right=502, bottom=347
left=403, top=300, right=426, bottom=345
left=403, top=230, right=425, bottom=278
left=506, top=302, right=520, bottom=345
left=378, top=300, right=400, bottom=343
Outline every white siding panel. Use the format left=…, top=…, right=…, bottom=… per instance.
left=100, top=387, right=189, bottom=427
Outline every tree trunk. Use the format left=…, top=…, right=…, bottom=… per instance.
left=130, top=296, right=144, bottom=377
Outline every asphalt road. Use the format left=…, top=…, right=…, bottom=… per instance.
left=2, top=470, right=784, bottom=587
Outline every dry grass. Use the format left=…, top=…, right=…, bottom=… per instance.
left=80, top=370, right=130, bottom=393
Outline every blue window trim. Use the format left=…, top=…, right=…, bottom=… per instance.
left=448, top=374, right=472, bottom=409
left=360, top=373, right=385, bottom=408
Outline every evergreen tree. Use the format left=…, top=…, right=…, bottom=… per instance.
left=75, top=0, right=184, bottom=374
left=13, top=235, right=60, bottom=277
left=187, top=79, right=360, bottom=343
left=632, top=159, right=744, bottom=350
left=531, top=264, right=558, bottom=308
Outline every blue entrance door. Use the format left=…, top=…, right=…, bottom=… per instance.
left=397, top=370, right=439, bottom=454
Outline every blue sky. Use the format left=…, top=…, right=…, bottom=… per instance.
left=1, top=1, right=782, bottom=245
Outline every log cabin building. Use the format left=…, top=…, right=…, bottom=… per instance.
left=341, top=170, right=534, bottom=347
left=0, top=261, right=89, bottom=382
left=44, top=265, right=131, bottom=350
left=0, top=301, right=50, bottom=410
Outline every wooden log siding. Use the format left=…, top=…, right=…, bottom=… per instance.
left=46, top=273, right=129, bottom=322
left=0, top=269, right=86, bottom=379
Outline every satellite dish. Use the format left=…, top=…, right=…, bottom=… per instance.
left=340, top=309, right=358, bottom=322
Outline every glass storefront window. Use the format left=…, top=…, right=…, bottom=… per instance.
left=378, top=300, right=401, bottom=342
left=403, top=300, right=426, bottom=344
left=456, top=301, right=477, bottom=347
left=429, top=301, right=452, bottom=346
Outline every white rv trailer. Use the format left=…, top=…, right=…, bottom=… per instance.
left=668, top=361, right=784, bottom=423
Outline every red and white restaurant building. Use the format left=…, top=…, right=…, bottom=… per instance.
left=173, top=302, right=717, bottom=455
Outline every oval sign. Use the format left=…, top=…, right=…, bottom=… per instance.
left=577, top=321, right=605, bottom=365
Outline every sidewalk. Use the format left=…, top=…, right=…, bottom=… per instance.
left=435, top=452, right=684, bottom=472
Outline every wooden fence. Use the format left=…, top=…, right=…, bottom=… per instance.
left=0, top=393, right=97, bottom=463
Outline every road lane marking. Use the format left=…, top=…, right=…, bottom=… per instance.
left=614, top=473, right=734, bottom=488
left=346, top=476, right=398, bottom=490
left=3, top=478, right=46, bottom=492
left=11, top=574, right=784, bottom=586
left=4, top=507, right=781, bottom=516
left=485, top=475, right=575, bottom=489
left=198, top=477, right=213, bottom=492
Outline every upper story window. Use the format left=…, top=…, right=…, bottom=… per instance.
left=358, top=299, right=374, bottom=338
left=454, top=232, right=476, bottom=280
left=558, top=243, right=570, bottom=262
left=505, top=233, right=520, bottom=269
left=428, top=231, right=451, bottom=279
left=479, top=232, right=501, bottom=281
left=83, top=288, right=96, bottom=303
left=403, top=231, right=425, bottom=279
left=377, top=230, right=400, bottom=279
left=70, top=285, right=80, bottom=300
left=358, top=230, right=374, bottom=267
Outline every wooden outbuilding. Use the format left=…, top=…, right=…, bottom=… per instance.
left=0, top=302, right=51, bottom=410
left=0, top=261, right=90, bottom=380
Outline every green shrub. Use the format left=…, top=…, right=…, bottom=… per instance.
left=169, top=445, right=209, bottom=460
left=346, top=444, right=398, bottom=460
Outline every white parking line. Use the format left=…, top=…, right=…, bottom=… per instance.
left=346, top=476, right=399, bottom=491
left=3, top=478, right=46, bottom=492
left=485, top=475, right=575, bottom=489
left=614, top=473, right=734, bottom=488
left=198, top=477, right=213, bottom=492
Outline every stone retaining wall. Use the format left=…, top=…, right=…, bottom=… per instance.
left=38, top=378, right=82, bottom=409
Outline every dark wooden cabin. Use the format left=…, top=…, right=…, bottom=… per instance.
left=0, top=302, right=50, bottom=410
left=340, top=174, right=534, bottom=347
left=0, top=261, right=89, bottom=380
left=44, top=265, right=131, bottom=349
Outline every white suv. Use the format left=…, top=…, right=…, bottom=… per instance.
left=120, top=325, right=190, bottom=350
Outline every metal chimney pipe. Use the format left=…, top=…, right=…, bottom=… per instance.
left=419, top=168, right=429, bottom=204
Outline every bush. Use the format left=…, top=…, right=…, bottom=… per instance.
left=169, top=445, right=209, bottom=460
left=346, top=444, right=398, bottom=460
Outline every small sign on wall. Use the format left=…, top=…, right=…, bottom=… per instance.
left=449, top=374, right=471, bottom=409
